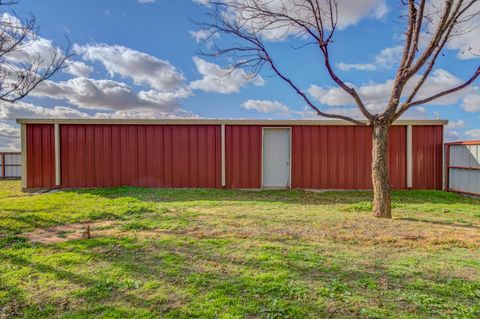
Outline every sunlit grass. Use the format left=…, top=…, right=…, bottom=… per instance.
left=0, top=180, right=479, bottom=318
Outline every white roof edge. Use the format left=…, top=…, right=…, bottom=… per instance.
left=15, top=118, right=448, bottom=126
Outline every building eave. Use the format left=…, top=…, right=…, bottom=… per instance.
left=16, top=118, right=449, bottom=126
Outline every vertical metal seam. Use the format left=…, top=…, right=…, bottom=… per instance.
left=21, top=124, right=27, bottom=189
left=221, top=124, right=226, bottom=187
left=444, top=143, right=449, bottom=191
left=1, top=153, right=5, bottom=179
left=54, top=123, right=61, bottom=186
left=261, top=127, right=264, bottom=188
left=289, top=127, right=292, bottom=189
left=406, top=125, right=413, bottom=188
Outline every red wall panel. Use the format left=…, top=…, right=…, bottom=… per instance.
left=26, top=124, right=55, bottom=188
left=388, top=126, right=407, bottom=189
left=291, top=126, right=408, bottom=189
left=60, top=125, right=221, bottom=188
left=412, top=125, right=443, bottom=190
left=225, top=125, right=262, bottom=188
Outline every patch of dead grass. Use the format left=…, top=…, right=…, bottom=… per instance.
left=23, top=214, right=480, bottom=249
left=24, top=221, right=117, bottom=244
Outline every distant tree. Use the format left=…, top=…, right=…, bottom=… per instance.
left=200, top=0, right=480, bottom=218
left=0, top=0, right=69, bottom=102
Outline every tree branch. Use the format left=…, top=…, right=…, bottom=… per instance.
left=0, top=3, right=71, bottom=102
left=407, top=66, right=480, bottom=108
left=199, top=0, right=368, bottom=125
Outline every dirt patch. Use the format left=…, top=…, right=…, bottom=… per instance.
left=24, top=221, right=116, bottom=244
left=22, top=215, right=480, bottom=248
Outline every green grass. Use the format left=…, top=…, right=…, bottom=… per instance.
left=0, top=180, right=479, bottom=318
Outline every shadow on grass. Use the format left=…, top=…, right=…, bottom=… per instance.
left=0, top=248, right=158, bottom=318
left=61, top=187, right=480, bottom=206
left=2, top=235, right=478, bottom=318
left=396, top=217, right=480, bottom=229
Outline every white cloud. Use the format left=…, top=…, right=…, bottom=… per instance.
left=9, top=37, right=63, bottom=67
left=93, top=109, right=198, bottom=119
left=437, top=1, right=480, bottom=60
left=338, top=46, right=403, bottom=71
left=138, top=0, right=156, bottom=3
left=190, top=57, right=264, bottom=94
left=241, top=99, right=322, bottom=118
left=420, top=1, right=480, bottom=60
left=465, top=129, right=480, bottom=139
left=446, top=119, right=465, bottom=130
left=461, top=93, right=480, bottom=112
left=74, top=43, right=185, bottom=91
left=337, top=62, right=377, bottom=72
left=64, top=61, right=94, bottom=77
left=306, top=104, right=430, bottom=120
left=308, top=69, right=475, bottom=114
left=0, top=14, right=65, bottom=81
left=445, top=130, right=461, bottom=142
left=189, top=29, right=219, bottom=43
left=0, top=123, right=20, bottom=151
left=0, top=13, right=64, bottom=67
left=195, top=0, right=388, bottom=41
left=0, top=100, right=198, bottom=123
left=444, top=119, right=466, bottom=142
left=0, top=100, right=90, bottom=120
left=0, top=123, right=19, bottom=138
left=242, top=99, right=289, bottom=114
left=239, top=99, right=427, bottom=120
left=33, top=77, right=189, bottom=112
left=192, top=0, right=211, bottom=5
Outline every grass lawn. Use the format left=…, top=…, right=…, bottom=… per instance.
left=1, top=180, right=479, bottom=319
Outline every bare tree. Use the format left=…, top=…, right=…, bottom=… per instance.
left=0, top=0, right=70, bottom=102
left=199, top=0, right=480, bottom=218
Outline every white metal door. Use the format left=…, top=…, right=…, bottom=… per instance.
left=263, top=128, right=290, bottom=188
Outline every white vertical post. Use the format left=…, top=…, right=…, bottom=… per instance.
left=406, top=125, right=413, bottom=188
left=21, top=124, right=27, bottom=189
left=221, top=124, right=226, bottom=187
left=54, top=123, right=61, bottom=186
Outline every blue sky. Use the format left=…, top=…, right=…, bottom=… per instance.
left=0, top=0, right=479, bottom=150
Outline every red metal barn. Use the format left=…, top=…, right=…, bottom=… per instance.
left=17, top=119, right=446, bottom=191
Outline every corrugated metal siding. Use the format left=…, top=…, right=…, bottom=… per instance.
left=450, top=144, right=480, bottom=168
left=291, top=126, right=407, bottom=189
left=26, top=124, right=55, bottom=188
left=225, top=125, right=262, bottom=188
left=24, top=123, right=444, bottom=190
left=448, top=144, right=480, bottom=195
left=388, top=126, right=407, bottom=189
left=449, top=169, right=480, bottom=195
left=61, top=124, right=221, bottom=188
left=412, top=125, right=443, bottom=190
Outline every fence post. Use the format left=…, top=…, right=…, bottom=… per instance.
left=445, top=144, right=450, bottom=192
left=1, top=153, right=5, bottom=180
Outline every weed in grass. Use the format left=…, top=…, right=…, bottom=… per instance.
left=121, top=221, right=156, bottom=232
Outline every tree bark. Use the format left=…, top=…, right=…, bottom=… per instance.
left=371, top=122, right=392, bottom=218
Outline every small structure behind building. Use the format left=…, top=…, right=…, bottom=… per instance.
left=446, top=140, right=480, bottom=196
left=0, top=152, right=21, bottom=179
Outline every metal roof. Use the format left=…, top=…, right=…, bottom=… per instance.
left=16, top=118, right=448, bottom=126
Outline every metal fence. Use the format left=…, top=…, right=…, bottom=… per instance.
left=445, top=141, right=480, bottom=196
left=0, top=152, right=21, bottom=179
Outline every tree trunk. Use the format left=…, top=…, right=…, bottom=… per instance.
left=371, top=122, right=392, bottom=218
